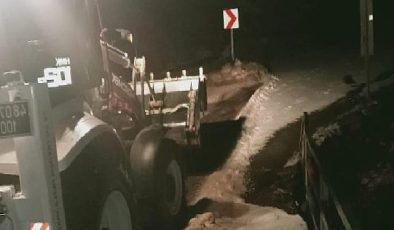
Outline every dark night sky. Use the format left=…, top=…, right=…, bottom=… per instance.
left=1, top=0, right=394, bottom=74
left=98, top=0, right=394, bottom=73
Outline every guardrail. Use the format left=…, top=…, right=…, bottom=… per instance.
left=300, top=113, right=354, bottom=230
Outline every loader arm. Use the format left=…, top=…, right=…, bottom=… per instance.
left=99, top=35, right=207, bottom=144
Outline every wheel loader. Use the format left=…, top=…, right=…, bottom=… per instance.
left=0, top=0, right=207, bottom=229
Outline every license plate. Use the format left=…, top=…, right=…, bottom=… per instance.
left=0, top=101, right=31, bottom=138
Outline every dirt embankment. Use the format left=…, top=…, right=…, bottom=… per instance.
left=186, top=45, right=394, bottom=230
left=202, top=60, right=273, bottom=123
left=185, top=51, right=392, bottom=228
left=185, top=61, right=308, bottom=230
left=243, top=88, right=360, bottom=224
left=188, top=61, right=280, bottom=205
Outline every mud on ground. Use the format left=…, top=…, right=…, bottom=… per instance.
left=184, top=56, right=355, bottom=229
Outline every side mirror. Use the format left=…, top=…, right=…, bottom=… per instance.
left=1, top=70, right=24, bottom=86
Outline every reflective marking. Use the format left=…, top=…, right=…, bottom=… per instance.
left=37, top=66, right=72, bottom=88
left=37, top=57, right=73, bottom=88
left=163, top=122, right=187, bottom=128
left=369, top=14, right=374, bottom=21
left=30, top=222, right=50, bottom=230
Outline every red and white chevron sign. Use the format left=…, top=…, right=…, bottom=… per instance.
left=223, top=8, right=239, bottom=29
left=30, top=222, right=50, bottom=230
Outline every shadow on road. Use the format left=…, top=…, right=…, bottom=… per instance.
left=185, top=118, right=245, bottom=175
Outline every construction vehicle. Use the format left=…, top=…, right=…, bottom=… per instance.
left=0, top=0, right=207, bottom=229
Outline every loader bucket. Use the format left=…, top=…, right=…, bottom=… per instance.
left=134, top=70, right=207, bottom=142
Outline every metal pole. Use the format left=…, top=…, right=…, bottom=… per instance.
left=367, top=0, right=374, bottom=103
left=230, top=29, right=235, bottom=61
left=365, top=47, right=370, bottom=101
left=364, top=0, right=371, bottom=101
left=360, top=0, right=374, bottom=102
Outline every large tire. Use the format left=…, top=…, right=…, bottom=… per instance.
left=154, top=140, right=186, bottom=229
left=135, top=139, right=186, bottom=230
left=61, top=141, right=138, bottom=230
left=98, top=171, right=138, bottom=230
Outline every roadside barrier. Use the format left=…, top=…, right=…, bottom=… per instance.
left=300, top=113, right=354, bottom=230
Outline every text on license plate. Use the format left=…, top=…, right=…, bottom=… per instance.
left=0, top=101, right=31, bottom=138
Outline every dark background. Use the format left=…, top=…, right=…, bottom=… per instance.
left=99, top=0, right=394, bottom=73
left=1, top=0, right=393, bottom=75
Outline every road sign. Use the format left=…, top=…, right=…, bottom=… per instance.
left=223, top=8, right=239, bottom=61
left=223, top=9, right=239, bottom=29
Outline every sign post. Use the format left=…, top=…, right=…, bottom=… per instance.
left=0, top=72, right=67, bottom=230
left=230, top=29, right=235, bottom=61
left=223, top=8, right=239, bottom=61
left=360, top=0, right=374, bottom=101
